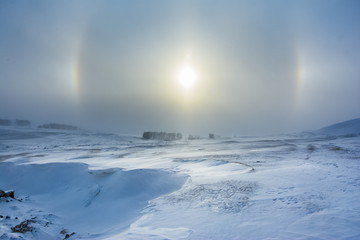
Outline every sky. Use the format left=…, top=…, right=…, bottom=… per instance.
left=1, top=0, right=359, bottom=136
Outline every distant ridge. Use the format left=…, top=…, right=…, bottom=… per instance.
left=319, top=118, right=360, bottom=135
left=38, top=123, right=78, bottom=131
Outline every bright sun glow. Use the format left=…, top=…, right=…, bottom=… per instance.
left=177, top=64, right=197, bottom=89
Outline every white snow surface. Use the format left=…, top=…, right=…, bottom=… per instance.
left=0, top=125, right=359, bottom=240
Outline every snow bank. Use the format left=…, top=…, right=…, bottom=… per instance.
left=0, top=162, right=187, bottom=239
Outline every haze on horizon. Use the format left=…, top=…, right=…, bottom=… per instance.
left=1, top=0, right=359, bottom=136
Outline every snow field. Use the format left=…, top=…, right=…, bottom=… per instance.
left=0, top=122, right=360, bottom=239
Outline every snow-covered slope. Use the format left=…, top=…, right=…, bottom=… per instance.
left=0, top=122, right=360, bottom=239
left=319, top=118, right=360, bottom=136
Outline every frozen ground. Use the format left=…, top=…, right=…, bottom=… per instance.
left=0, top=121, right=360, bottom=240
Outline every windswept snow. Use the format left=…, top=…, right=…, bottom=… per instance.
left=0, top=122, right=360, bottom=239
left=0, top=162, right=186, bottom=239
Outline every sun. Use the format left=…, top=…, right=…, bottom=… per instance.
left=177, top=64, right=197, bottom=90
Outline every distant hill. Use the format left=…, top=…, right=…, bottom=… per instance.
left=38, top=123, right=78, bottom=131
left=0, top=118, right=31, bottom=126
left=319, top=118, right=360, bottom=135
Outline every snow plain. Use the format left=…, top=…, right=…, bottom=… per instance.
left=0, top=121, right=360, bottom=240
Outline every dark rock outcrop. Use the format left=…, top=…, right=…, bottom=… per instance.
left=64, top=232, right=76, bottom=239
left=11, top=219, right=36, bottom=233
left=0, top=190, right=14, bottom=198
left=143, top=132, right=182, bottom=141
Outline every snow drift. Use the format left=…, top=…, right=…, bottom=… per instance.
left=0, top=162, right=187, bottom=239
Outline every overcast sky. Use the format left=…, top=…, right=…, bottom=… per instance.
left=1, top=0, right=359, bottom=135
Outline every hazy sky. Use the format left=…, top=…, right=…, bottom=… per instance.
left=1, top=0, right=359, bottom=135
